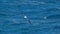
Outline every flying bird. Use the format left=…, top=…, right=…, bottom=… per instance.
left=24, top=16, right=32, bottom=24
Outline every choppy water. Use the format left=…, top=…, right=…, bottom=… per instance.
left=0, top=0, right=60, bottom=34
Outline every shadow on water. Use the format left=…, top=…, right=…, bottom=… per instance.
left=0, top=13, right=7, bottom=16
left=47, top=14, right=60, bottom=19
left=10, top=23, right=28, bottom=26
left=54, top=26, right=60, bottom=29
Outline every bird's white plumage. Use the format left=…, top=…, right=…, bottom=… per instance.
left=24, top=16, right=27, bottom=18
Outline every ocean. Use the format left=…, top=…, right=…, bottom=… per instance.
left=0, top=0, right=60, bottom=34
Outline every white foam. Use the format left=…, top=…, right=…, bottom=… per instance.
left=44, top=16, right=47, bottom=19
left=56, top=7, right=60, bottom=10
left=58, top=8, right=60, bottom=10
left=40, top=2, right=46, bottom=4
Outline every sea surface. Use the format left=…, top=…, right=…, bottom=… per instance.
left=0, top=0, right=60, bottom=34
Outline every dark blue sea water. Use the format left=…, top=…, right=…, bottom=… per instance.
left=0, top=0, right=60, bottom=34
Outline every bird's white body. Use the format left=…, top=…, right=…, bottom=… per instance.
left=24, top=16, right=28, bottom=19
